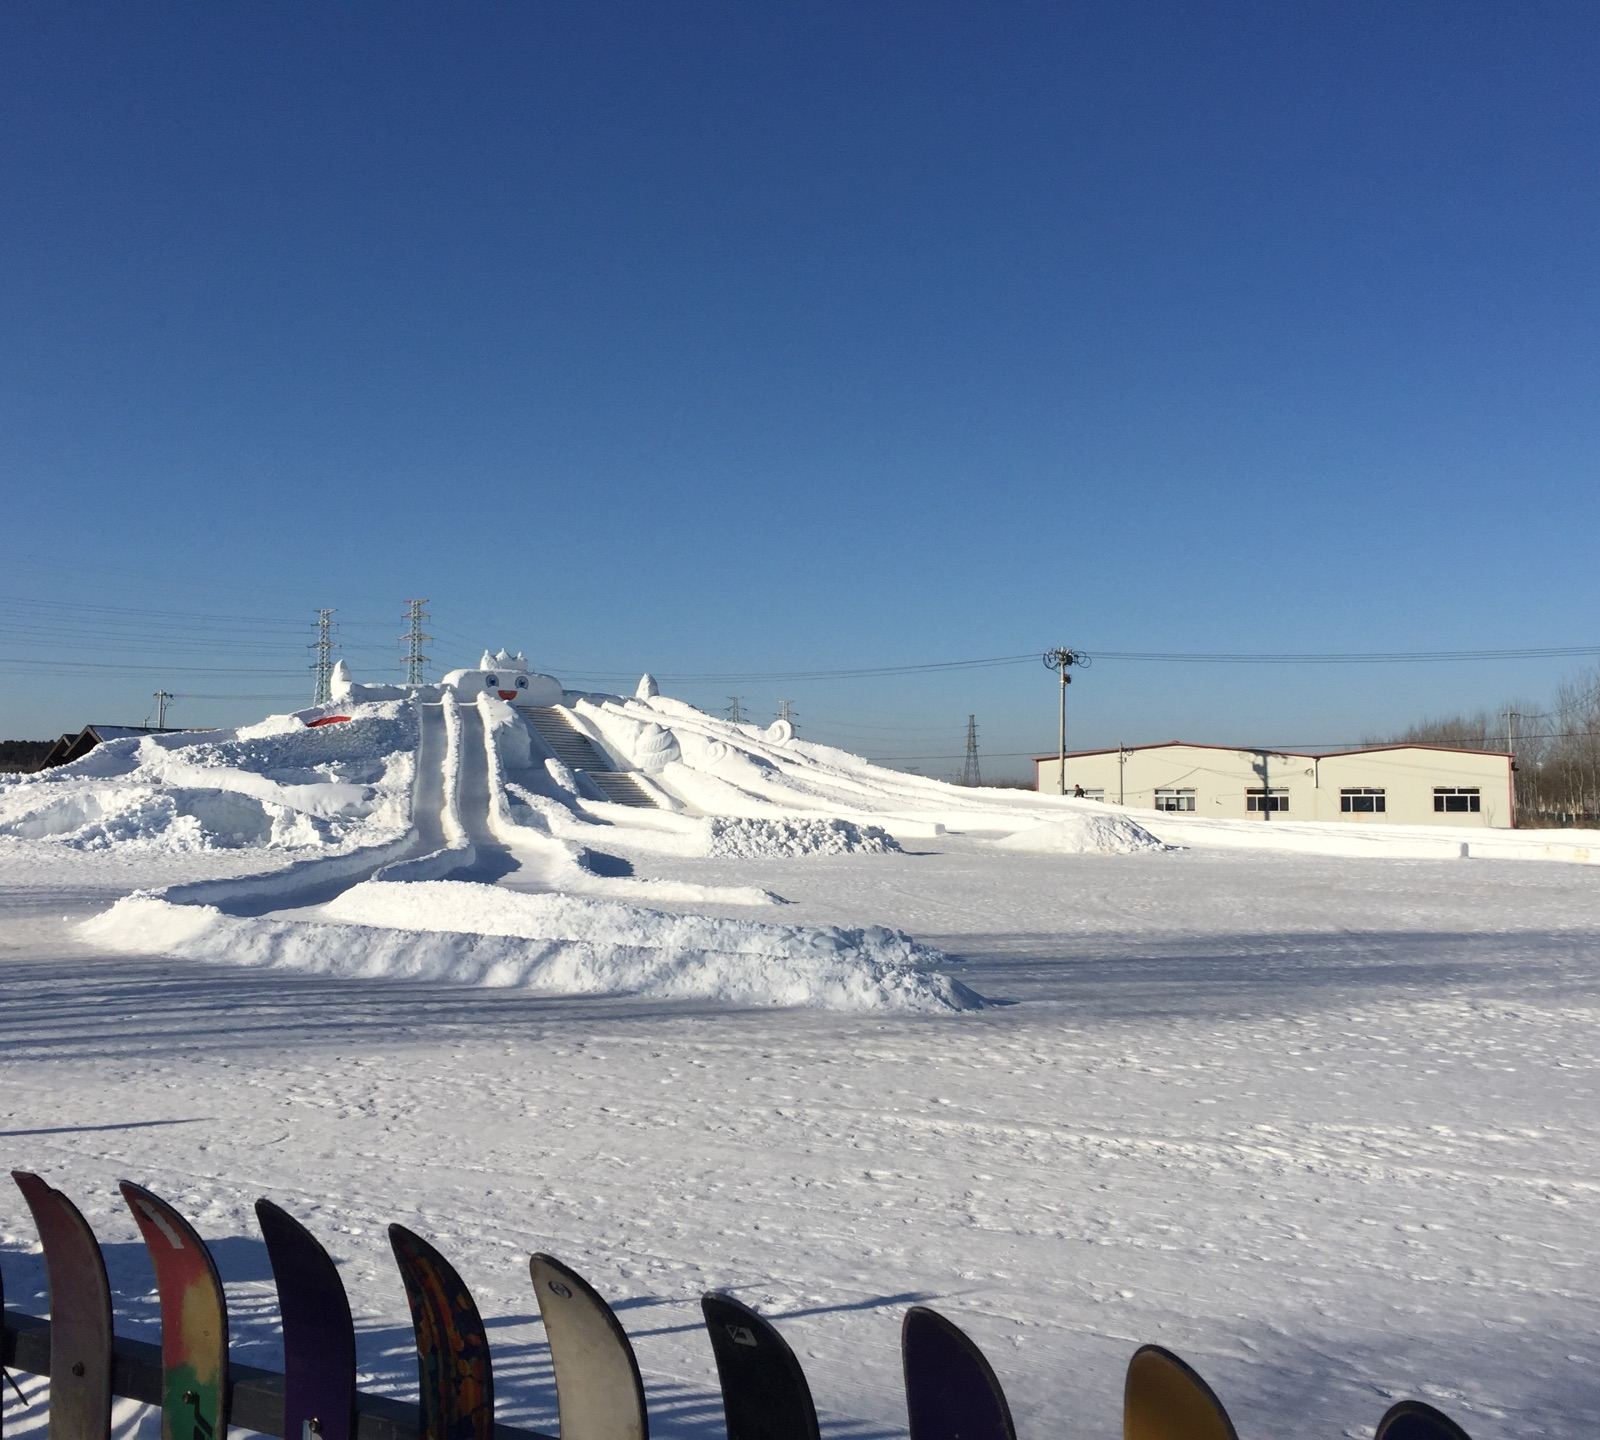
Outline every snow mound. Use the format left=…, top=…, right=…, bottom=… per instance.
left=707, top=816, right=903, bottom=859
left=81, top=886, right=984, bottom=1013
left=994, top=812, right=1171, bottom=855
left=0, top=706, right=415, bottom=854
left=0, top=786, right=326, bottom=850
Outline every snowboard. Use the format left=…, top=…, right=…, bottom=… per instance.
left=387, top=1225, right=493, bottom=1440
left=901, top=1306, right=1015, bottom=1440
left=255, top=1200, right=356, bottom=1440
left=529, top=1253, right=647, bottom=1440
left=119, top=1181, right=229, bottom=1440
left=1123, top=1345, right=1237, bottom=1440
left=1375, top=1400, right=1473, bottom=1440
left=700, top=1293, right=819, bottom=1440
left=12, top=1171, right=114, bottom=1440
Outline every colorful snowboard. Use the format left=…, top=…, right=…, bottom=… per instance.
left=256, top=1200, right=356, bottom=1440
left=119, top=1181, right=229, bottom=1440
left=1123, top=1345, right=1237, bottom=1440
left=388, top=1225, right=493, bottom=1440
left=902, top=1306, right=1015, bottom=1440
left=1375, top=1400, right=1473, bottom=1440
left=12, top=1171, right=114, bottom=1440
left=529, top=1253, right=647, bottom=1440
left=701, top=1293, right=819, bottom=1440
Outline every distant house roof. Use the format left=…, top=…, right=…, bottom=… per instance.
left=41, top=724, right=192, bottom=770
left=1032, top=738, right=1513, bottom=763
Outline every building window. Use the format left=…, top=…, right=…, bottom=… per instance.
left=1341, top=788, right=1387, bottom=813
left=1434, top=787, right=1481, bottom=813
left=1154, top=788, right=1195, bottom=812
left=1246, top=788, right=1289, bottom=812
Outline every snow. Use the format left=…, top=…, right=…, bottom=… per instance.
left=3, top=679, right=1600, bottom=1440
left=705, top=816, right=903, bottom=859
left=993, top=813, right=1170, bottom=855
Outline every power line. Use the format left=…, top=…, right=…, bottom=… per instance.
left=1090, top=645, right=1600, bottom=664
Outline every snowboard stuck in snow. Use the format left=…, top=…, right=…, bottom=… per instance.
left=0, top=1174, right=1483, bottom=1440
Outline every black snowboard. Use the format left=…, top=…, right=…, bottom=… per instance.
left=700, top=1293, right=819, bottom=1440
left=902, top=1306, right=1015, bottom=1440
left=1375, top=1400, right=1473, bottom=1440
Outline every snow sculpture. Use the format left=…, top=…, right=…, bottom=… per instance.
left=767, top=717, right=795, bottom=744
left=632, top=723, right=680, bottom=774
left=329, top=659, right=417, bottom=704
left=635, top=673, right=660, bottom=700
left=441, top=649, right=563, bottom=706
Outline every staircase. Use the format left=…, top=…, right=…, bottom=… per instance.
left=520, top=706, right=658, bottom=808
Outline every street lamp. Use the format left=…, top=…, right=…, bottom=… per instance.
left=1042, top=648, right=1090, bottom=795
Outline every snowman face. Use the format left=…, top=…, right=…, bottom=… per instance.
left=481, top=671, right=531, bottom=701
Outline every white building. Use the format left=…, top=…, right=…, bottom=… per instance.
left=1035, top=740, right=1515, bottom=828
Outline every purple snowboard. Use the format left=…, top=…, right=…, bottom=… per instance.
left=902, top=1307, right=1015, bottom=1440
left=255, top=1200, right=356, bottom=1440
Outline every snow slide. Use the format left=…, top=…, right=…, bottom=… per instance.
left=66, top=695, right=978, bottom=1012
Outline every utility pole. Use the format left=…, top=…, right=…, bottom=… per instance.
left=961, top=714, right=982, bottom=786
left=310, top=608, right=337, bottom=705
left=777, top=699, right=797, bottom=731
left=401, top=599, right=432, bottom=686
left=726, top=696, right=744, bottom=724
left=152, top=691, right=173, bottom=728
left=1042, top=648, right=1090, bottom=795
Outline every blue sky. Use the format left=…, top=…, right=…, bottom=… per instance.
left=4, top=1, right=1596, bottom=777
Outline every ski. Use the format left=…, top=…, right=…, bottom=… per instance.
left=1375, top=1400, right=1473, bottom=1440
left=11, top=1172, right=113, bottom=1440
left=529, top=1253, right=647, bottom=1440
left=255, top=1200, right=356, bottom=1440
left=902, top=1306, right=1015, bottom=1440
left=1123, top=1345, right=1237, bottom=1440
left=119, top=1181, right=229, bottom=1440
left=700, top=1292, right=819, bottom=1440
left=387, top=1225, right=493, bottom=1440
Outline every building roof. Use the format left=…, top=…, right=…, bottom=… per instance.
left=41, top=724, right=194, bottom=769
left=1032, top=738, right=1513, bottom=762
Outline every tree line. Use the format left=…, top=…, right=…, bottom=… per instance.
left=1377, top=666, right=1600, bottom=827
left=0, top=739, right=55, bottom=774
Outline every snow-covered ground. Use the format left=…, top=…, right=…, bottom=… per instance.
left=2, top=689, right=1597, bottom=1439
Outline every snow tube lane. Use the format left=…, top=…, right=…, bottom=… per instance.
left=443, top=702, right=519, bottom=884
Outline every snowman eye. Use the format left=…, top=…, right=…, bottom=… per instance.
left=484, top=674, right=498, bottom=687
left=516, top=676, right=528, bottom=688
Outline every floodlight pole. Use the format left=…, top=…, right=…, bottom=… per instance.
left=1042, top=648, right=1090, bottom=795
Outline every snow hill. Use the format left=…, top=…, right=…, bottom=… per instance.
left=1, top=685, right=1595, bottom=1016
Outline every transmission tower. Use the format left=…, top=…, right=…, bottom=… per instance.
left=401, top=598, right=432, bottom=685
left=727, top=696, right=744, bottom=724
left=777, top=699, right=797, bottom=731
left=961, top=714, right=982, bottom=786
left=310, top=608, right=337, bottom=704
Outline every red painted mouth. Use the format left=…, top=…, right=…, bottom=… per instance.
left=497, top=690, right=518, bottom=700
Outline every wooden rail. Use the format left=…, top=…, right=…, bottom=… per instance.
left=2, top=1312, right=556, bottom=1440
